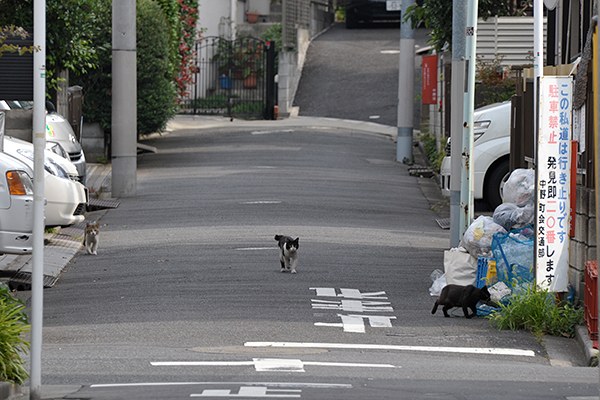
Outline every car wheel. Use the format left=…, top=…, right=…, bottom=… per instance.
left=484, top=159, right=510, bottom=210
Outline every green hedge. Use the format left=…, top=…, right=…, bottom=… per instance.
left=0, top=283, right=29, bottom=385
left=73, top=0, right=176, bottom=136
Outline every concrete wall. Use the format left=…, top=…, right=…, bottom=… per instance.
left=278, top=28, right=311, bottom=117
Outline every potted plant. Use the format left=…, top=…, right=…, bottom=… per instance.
left=246, top=10, right=259, bottom=23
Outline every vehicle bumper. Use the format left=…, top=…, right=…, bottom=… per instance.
left=69, top=150, right=87, bottom=185
left=45, top=175, right=88, bottom=227
left=347, top=1, right=401, bottom=22
left=440, top=156, right=451, bottom=197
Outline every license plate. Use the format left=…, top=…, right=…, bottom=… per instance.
left=386, top=0, right=402, bottom=11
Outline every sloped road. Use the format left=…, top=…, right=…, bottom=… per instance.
left=27, top=123, right=597, bottom=399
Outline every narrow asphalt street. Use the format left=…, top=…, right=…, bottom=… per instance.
left=15, top=117, right=596, bottom=399
left=5, top=22, right=598, bottom=400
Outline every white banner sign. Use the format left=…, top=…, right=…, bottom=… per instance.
left=536, top=76, right=572, bottom=292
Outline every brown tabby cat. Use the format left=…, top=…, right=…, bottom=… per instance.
left=83, top=221, right=100, bottom=255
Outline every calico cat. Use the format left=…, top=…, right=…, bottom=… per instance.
left=431, top=284, right=490, bottom=319
left=83, top=221, right=100, bottom=255
left=274, top=234, right=299, bottom=274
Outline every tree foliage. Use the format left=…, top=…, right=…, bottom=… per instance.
left=0, top=26, right=37, bottom=58
left=0, top=0, right=104, bottom=92
left=405, top=0, right=532, bottom=51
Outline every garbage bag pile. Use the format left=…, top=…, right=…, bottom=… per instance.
left=429, top=169, right=536, bottom=316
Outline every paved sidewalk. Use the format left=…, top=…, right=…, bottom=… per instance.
left=0, top=163, right=113, bottom=290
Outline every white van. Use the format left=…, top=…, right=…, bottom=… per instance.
left=0, top=151, right=34, bottom=254
left=440, top=101, right=511, bottom=209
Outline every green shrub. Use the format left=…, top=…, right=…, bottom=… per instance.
left=137, top=0, right=177, bottom=136
left=0, top=283, right=30, bottom=384
left=487, top=285, right=583, bottom=339
left=419, top=132, right=445, bottom=172
left=73, top=0, right=177, bottom=135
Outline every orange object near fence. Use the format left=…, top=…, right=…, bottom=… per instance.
left=584, top=260, right=598, bottom=344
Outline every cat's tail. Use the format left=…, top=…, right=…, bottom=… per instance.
left=274, top=234, right=283, bottom=241
left=431, top=301, right=439, bottom=315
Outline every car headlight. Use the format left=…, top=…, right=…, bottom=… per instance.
left=46, top=141, right=69, bottom=159
left=15, top=148, right=69, bottom=179
left=473, top=120, right=491, bottom=141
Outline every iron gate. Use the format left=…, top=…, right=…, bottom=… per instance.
left=180, top=36, right=276, bottom=120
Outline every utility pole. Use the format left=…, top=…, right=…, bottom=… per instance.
left=397, top=0, right=415, bottom=164
left=449, top=0, right=467, bottom=247
left=30, top=0, right=46, bottom=398
left=112, top=0, right=137, bottom=197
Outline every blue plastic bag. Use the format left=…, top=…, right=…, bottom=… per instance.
left=491, top=227, right=534, bottom=287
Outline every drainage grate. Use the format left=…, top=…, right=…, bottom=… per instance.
left=436, top=218, right=450, bottom=230
left=409, top=167, right=434, bottom=178
left=88, top=198, right=120, bottom=210
left=8, top=272, right=58, bottom=290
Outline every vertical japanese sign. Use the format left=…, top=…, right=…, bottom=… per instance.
left=536, top=76, right=572, bottom=292
left=421, top=54, right=437, bottom=105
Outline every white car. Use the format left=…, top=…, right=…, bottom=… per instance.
left=0, top=101, right=87, bottom=184
left=440, top=101, right=511, bottom=209
left=0, top=152, right=34, bottom=254
left=3, top=136, right=88, bottom=228
left=46, top=112, right=87, bottom=184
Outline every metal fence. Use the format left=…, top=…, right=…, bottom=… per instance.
left=282, top=0, right=335, bottom=49
left=179, top=36, right=276, bottom=120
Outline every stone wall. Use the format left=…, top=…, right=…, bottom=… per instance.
left=570, top=185, right=596, bottom=300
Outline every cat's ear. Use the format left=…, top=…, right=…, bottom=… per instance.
left=294, top=237, right=299, bottom=243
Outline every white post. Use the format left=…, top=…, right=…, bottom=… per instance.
left=230, top=0, right=237, bottom=40
left=30, top=0, right=46, bottom=398
left=459, top=0, right=478, bottom=236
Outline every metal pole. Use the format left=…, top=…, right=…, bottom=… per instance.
left=112, top=0, right=137, bottom=197
left=594, top=1, right=600, bottom=387
left=397, top=0, right=415, bottom=164
left=459, top=0, right=478, bottom=235
left=30, top=0, right=46, bottom=398
left=230, top=0, right=237, bottom=40
left=450, top=0, right=467, bottom=247
left=533, top=0, right=544, bottom=164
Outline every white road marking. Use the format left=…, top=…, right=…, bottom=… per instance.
left=235, top=247, right=276, bottom=251
left=310, top=288, right=388, bottom=300
left=311, top=299, right=393, bottom=312
left=192, top=386, right=302, bottom=398
left=244, top=342, right=536, bottom=357
left=240, top=201, right=282, bottom=204
left=251, top=129, right=295, bottom=135
left=151, top=358, right=397, bottom=372
left=380, top=50, right=400, bottom=54
left=368, top=115, right=381, bottom=120
left=91, top=382, right=353, bottom=389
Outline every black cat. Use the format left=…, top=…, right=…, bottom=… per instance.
left=431, top=284, right=491, bottom=319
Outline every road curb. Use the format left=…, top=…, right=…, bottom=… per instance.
left=575, top=325, right=599, bottom=366
left=0, top=382, right=20, bottom=400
